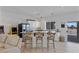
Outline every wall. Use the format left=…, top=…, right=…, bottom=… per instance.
left=0, top=7, right=79, bottom=42
left=39, top=12, right=79, bottom=41
left=0, top=7, right=2, bottom=24
left=0, top=9, right=26, bottom=33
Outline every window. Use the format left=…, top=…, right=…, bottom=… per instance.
left=46, top=22, right=55, bottom=30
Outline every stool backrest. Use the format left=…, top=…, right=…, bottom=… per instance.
left=25, top=32, right=32, bottom=37
left=47, top=31, right=55, bottom=38
left=35, top=32, right=44, bottom=38
left=24, top=32, right=32, bottom=40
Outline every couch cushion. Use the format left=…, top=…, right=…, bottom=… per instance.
left=0, top=34, right=7, bottom=43
left=4, top=43, right=15, bottom=48
left=0, top=42, right=5, bottom=48
left=6, top=35, right=20, bottom=47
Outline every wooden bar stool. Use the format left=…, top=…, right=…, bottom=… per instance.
left=35, top=32, right=44, bottom=49
left=24, top=32, right=33, bottom=49
left=47, top=31, right=55, bottom=51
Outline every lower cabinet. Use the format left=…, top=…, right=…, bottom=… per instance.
left=68, top=35, right=79, bottom=43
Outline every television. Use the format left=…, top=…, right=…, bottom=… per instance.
left=66, top=21, right=77, bottom=28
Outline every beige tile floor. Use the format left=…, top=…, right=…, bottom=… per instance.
left=0, top=41, right=79, bottom=53
left=21, top=42, right=66, bottom=53
left=66, top=42, right=79, bottom=53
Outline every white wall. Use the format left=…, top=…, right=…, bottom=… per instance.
left=0, top=9, right=26, bottom=33
left=0, top=7, right=2, bottom=24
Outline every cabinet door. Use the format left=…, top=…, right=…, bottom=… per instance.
left=77, top=22, right=79, bottom=42
left=26, top=24, right=30, bottom=31
left=68, top=35, right=78, bottom=42
left=51, top=22, right=55, bottom=29
left=46, top=22, right=55, bottom=30
left=46, top=22, right=51, bottom=30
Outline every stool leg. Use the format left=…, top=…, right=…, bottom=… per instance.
left=31, top=39, right=32, bottom=49
left=29, top=39, right=32, bottom=52
left=53, top=38, right=56, bottom=52
left=36, top=38, right=38, bottom=49
left=41, top=38, right=43, bottom=51
left=47, top=38, right=49, bottom=51
left=25, top=39, right=27, bottom=48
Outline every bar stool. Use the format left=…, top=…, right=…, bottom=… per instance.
left=35, top=32, right=44, bottom=49
left=24, top=32, right=32, bottom=49
left=47, top=31, right=55, bottom=51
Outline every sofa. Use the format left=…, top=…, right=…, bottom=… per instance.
left=0, top=34, right=21, bottom=53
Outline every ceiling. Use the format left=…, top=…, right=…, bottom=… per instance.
left=1, top=6, right=79, bottom=18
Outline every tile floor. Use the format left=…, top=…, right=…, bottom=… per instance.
left=21, top=42, right=66, bottom=53
left=21, top=42, right=79, bottom=53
